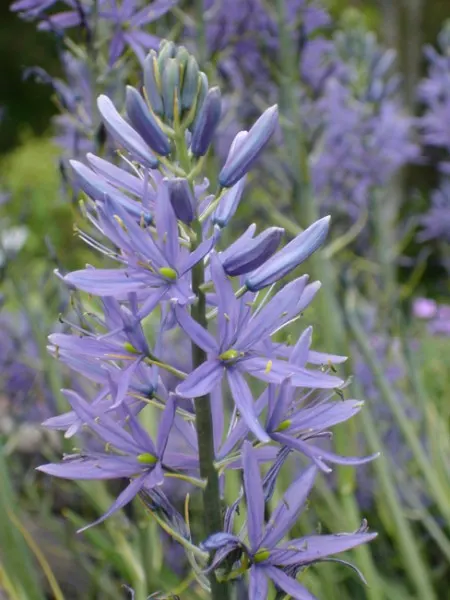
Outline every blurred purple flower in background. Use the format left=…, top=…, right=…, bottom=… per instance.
left=418, top=180, right=450, bottom=244
left=418, top=21, right=450, bottom=165
left=413, top=297, right=450, bottom=336
left=311, top=20, right=419, bottom=213
left=100, top=0, right=178, bottom=66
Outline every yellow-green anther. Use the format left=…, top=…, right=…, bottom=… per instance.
left=219, top=349, right=240, bottom=362
left=137, top=453, right=157, bottom=465
left=124, top=342, right=139, bottom=354
left=158, top=266, right=177, bottom=280
left=275, top=419, right=292, bottom=432
left=113, top=215, right=127, bottom=231
left=253, top=549, right=270, bottom=563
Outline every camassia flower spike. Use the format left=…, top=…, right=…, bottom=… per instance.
left=40, top=40, right=377, bottom=599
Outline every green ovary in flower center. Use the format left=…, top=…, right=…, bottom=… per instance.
left=158, top=266, right=178, bottom=281
left=219, top=349, right=242, bottom=362
left=275, top=419, right=292, bottom=432
left=123, top=342, right=139, bottom=354
left=253, top=548, right=270, bottom=563
left=137, top=453, right=158, bottom=465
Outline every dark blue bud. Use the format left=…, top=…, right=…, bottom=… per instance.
left=97, top=95, right=158, bottom=169
left=143, top=51, right=164, bottom=116
left=126, top=86, right=171, bottom=156
left=165, top=177, right=196, bottom=224
left=220, top=226, right=284, bottom=276
left=70, top=160, right=152, bottom=224
left=219, top=105, right=278, bottom=188
left=181, top=56, right=200, bottom=111
left=200, top=532, right=241, bottom=552
left=190, top=87, right=221, bottom=156
left=161, top=58, right=180, bottom=121
left=245, top=216, right=330, bottom=291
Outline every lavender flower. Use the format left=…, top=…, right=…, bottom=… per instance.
left=202, top=442, right=376, bottom=599
left=176, top=254, right=342, bottom=441
left=413, top=297, right=450, bottom=336
left=39, top=392, right=197, bottom=531
left=311, top=20, right=418, bottom=211
left=218, top=327, right=378, bottom=472
left=64, top=190, right=213, bottom=317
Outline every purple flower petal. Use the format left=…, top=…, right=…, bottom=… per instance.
left=261, top=465, right=317, bottom=548
left=37, top=456, right=141, bottom=480
left=227, top=369, right=270, bottom=443
left=273, top=433, right=379, bottom=472
left=248, top=566, right=269, bottom=600
left=176, top=360, right=224, bottom=398
left=78, top=473, right=147, bottom=532
left=242, top=441, right=265, bottom=549
left=264, top=566, right=318, bottom=600
left=156, top=395, right=176, bottom=457
left=65, top=268, right=146, bottom=296
left=174, top=304, right=217, bottom=353
left=275, top=532, right=378, bottom=566
left=290, top=327, right=313, bottom=367
left=97, top=95, right=158, bottom=168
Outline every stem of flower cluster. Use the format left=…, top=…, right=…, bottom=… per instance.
left=191, top=220, right=229, bottom=600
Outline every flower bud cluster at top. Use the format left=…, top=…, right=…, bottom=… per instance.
left=38, top=39, right=377, bottom=599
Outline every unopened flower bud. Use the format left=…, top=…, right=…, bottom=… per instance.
left=191, top=72, right=208, bottom=128
left=190, top=87, right=222, bottom=156
left=220, top=225, right=284, bottom=276
left=157, top=40, right=176, bottom=73
left=161, top=58, right=180, bottom=122
left=97, top=95, right=158, bottom=169
left=176, top=45, right=190, bottom=74
left=126, top=86, right=171, bottom=156
left=245, top=216, right=330, bottom=291
left=165, top=177, right=196, bottom=223
left=213, top=132, right=249, bottom=227
left=143, top=51, right=164, bottom=116
left=181, top=56, right=200, bottom=112
left=219, top=105, right=278, bottom=187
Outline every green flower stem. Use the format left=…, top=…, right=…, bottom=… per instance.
left=324, top=207, right=369, bottom=259
left=143, top=357, right=187, bottom=380
left=191, top=219, right=230, bottom=600
left=195, top=0, right=207, bottom=66
left=371, top=189, right=398, bottom=326
left=176, top=116, right=229, bottom=597
left=347, top=290, right=450, bottom=524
